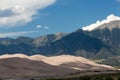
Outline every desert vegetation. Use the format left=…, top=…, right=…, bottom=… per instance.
left=46, top=73, right=120, bottom=80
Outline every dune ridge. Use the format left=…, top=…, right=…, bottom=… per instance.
left=0, top=54, right=114, bottom=70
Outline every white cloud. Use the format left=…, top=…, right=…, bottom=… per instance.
left=0, top=0, right=56, bottom=27
left=82, top=14, right=120, bottom=31
left=0, top=6, right=23, bottom=18
left=36, top=25, right=43, bottom=28
left=0, top=31, right=38, bottom=38
left=36, top=25, right=49, bottom=29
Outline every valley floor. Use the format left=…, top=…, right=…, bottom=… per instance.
left=2, top=71, right=120, bottom=80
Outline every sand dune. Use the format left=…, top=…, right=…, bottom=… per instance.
left=0, top=57, right=77, bottom=79
left=0, top=54, right=115, bottom=79
left=0, top=54, right=114, bottom=70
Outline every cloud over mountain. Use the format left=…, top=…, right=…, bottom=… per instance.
left=0, top=0, right=56, bottom=27
left=82, top=14, right=120, bottom=31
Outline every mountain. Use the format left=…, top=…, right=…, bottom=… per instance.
left=0, top=16, right=120, bottom=60
left=38, top=14, right=120, bottom=59
left=94, top=20, right=120, bottom=30
left=87, top=20, right=120, bottom=56
left=0, top=33, right=66, bottom=55
left=0, top=54, right=114, bottom=79
left=38, top=30, right=108, bottom=58
left=36, top=20, right=120, bottom=59
left=33, top=32, right=66, bottom=47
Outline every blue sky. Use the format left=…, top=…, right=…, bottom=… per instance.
left=0, top=0, right=120, bottom=38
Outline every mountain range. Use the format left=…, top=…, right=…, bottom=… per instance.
left=0, top=20, right=120, bottom=59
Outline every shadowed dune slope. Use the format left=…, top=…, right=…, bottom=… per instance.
left=0, top=57, right=77, bottom=79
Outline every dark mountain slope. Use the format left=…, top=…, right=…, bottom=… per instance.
left=0, top=33, right=66, bottom=55
left=87, top=21, right=120, bottom=55
left=38, top=30, right=108, bottom=58
left=0, top=43, right=34, bottom=55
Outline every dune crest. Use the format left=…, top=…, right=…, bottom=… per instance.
left=0, top=54, right=29, bottom=59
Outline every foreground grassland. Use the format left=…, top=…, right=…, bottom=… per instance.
left=2, top=72, right=120, bottom=80
left=46, top=72, right=120, bottom=80
left=92, top=56, right=120, bottom=69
